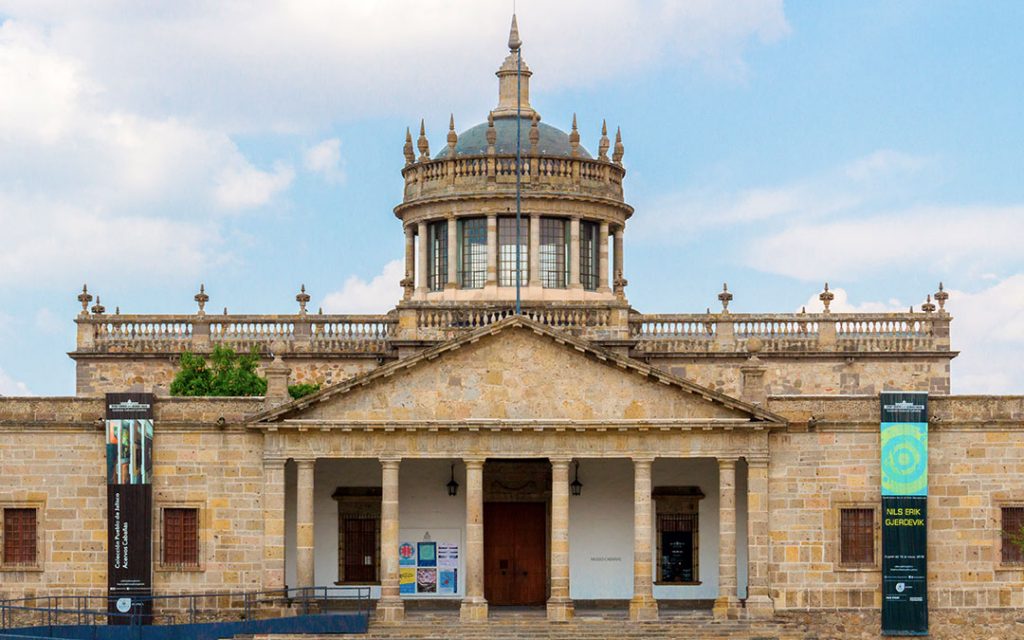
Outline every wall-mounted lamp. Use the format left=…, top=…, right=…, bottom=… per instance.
left=447, top=463, right=459, bottom=497
left=571, top=460, right=583, bottom=496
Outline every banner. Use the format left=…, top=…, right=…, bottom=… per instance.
left=106, top=393, right=155, bottom=624
left=880, top=392, right=928, bottom=636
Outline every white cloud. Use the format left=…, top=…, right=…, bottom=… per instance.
left=0, top=366, right=31, bottom=396
left=948, top=274, right=1024, bottom=394
left=321, top=260, right=405, bottom=314
left=303, top=138, right=345, bottom=184
left=215, top=161, right=294, bottom=209
left=0, top=2, right=790, bottom=130
left=799, top=288, right=905, bottom=314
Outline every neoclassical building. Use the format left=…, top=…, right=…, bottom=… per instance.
left=2, top=17, right=1023, bottom=635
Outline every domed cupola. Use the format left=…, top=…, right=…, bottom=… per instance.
left=395, top=15, right=632, bottom=306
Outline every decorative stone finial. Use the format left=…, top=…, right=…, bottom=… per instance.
left=77, top=284, right=93, bottom=316
left=934, top=282, right=949, bottom=312
left=447, top=114, right=458, bottom=152
left=417, top=119, right=430, bottom=162
left=598, top=120, right=610, bottom=161
left=486, top=112, right=497, bottom=148
left=223, top=307, right=228, bottom=315
left=403, top=127, right=414, bottom=165
left=91, top=296, right=106, bottom=315
left=296, top=284, right=310, bottom=316
left=612, top=127, right=624, bottom=165
left=801, top=306, right=807, bottom=314
left=718, top=283, right=733, bottom=313
left=115, top=306, right=120, bottom=315
left=921, top=294, right=936, bottom=313
left=194, top=284, right=209, bottom=316
left=569, top=114, right=580, bottom=157
left=529, top=112, right=539, bottom=154
left=508, top=13, right=522, bottom=51
left=318, top=307, right=324, bottom=315
left=819, top=282, right=834, bottom=314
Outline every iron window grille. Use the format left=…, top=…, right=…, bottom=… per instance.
left=498, top=216, right=529, bottom=287
left=163, top=508, right=199, bottom=567
left=539, top=217, right=569, bottom=289
left=2, top=508, right=36, bottom=566
left=839, top=508, right=874, bottom=565
left=579, top=220, right=599, bottom=291
left=459, top=217, right=487, bottom=289
left=427, top=220, right=449, bottom=292
left=1002, top=507, right=1024, bottom=564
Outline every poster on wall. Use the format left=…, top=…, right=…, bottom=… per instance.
left=880, top=392, right=928, bottom=636
left=399, top=568, right=416, bottom=595
left=438, top=569, right=458, bottom=595
left=438, top=543, right=459, bottom=567
left=416, top=568, right=437, bottom=593
left=399, top=542, right=417, bottom=567
left=417, top=541, right=437, bottom=567
left=105, top=393, right=155, bottom=624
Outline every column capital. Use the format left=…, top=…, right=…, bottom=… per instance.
left=746, top=456, right=770, bottom=468
left=463, top=456, right=486, bottom=468
left=717, top=456, right=739, bottom=469
left=631, top=455, right=656, bottom=465
left=295, top=458, right=316, bottom=469
left=380, top=455, right=403, bottom=466
left=262, top=455, right=288, bottom=465
left=549, top=455, right=573, bottom=466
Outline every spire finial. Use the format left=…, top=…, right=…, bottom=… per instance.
left=194, top=283, right=209, bottom=316
left=598, top=119, right=610, bottom=161
left=486, top=112, right=497, bottom=148
left=529, top=112, right=540, bottom=154
left=91, top=296, right=105, bottom=315
left=77, top=284, right=93, bottom=316
left=612, top=127, right=624, bottom=165
left=819, top=282, right=834, bottom=314
left=508, top=14, right=522, bottom=51
left=718, top=282, right=733, bottom=313
left=921, top=294, right=936, bottom=313
left=417, top=119, right=430, bottom=162
left=447, top=113, right=458, bottom=152
left=296, top=284, right=310, bottom=316
left=403, top=127, right=414, bottom=165
left=569, top=113, right=580, bottom=157
left=934, top=282, right=949, bottom=313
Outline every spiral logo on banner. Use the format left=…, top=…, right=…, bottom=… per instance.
left=881, top=421, right=928, bottom=496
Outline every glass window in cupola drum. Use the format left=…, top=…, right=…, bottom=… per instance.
left=459, top=218, right=487, bottom=289
left=427, top=220, right=449, bottom=292
left=540, top=217, right=568, bottom=288
left=498, top=217, right=529, bottom=287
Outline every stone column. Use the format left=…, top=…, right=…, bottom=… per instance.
left=714, top=457, right=740, bottom=619
left=262, top=457, right=286, bottom=592
left=745, top=458, right=774, bottom=618
left=460, top=458, right=488, bottom=621
left=377, top=457, right=404, bottom=622
left=629, top=456, right=658, bottom=621
left=446, top=216, right=458, bottom=289
left=548, top=457, right=574, bottom=621
left=613, top=227, right=625, bottom=297
left=485, top=215, right=498, bottom=288
left=529, top=213, right=541, bottom=288
left=568, top=217, right=582, bottom=290
left=295, top=459, right=315, bottom=589
left=416, top=221, right=428, bottom=295
left=403, top=224, right=416, bottom=299
left=598, top=221, right=611, bottom=293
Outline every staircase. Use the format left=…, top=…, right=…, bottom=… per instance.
left=252, top=609, right=812, bottom=640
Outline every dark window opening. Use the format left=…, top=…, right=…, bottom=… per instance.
left=840, top=508, right=874, bottom=565
left=3, top=508, right=36, bottom=566
left=579, top=220, right=599, bottom=291
left=163, top=508, right=199, bottom=567
left=459, top=217, right=487, bottom=289
left=1002, top=507, right=1024, bottom=564
left=427, top=220, right=448, bottom=292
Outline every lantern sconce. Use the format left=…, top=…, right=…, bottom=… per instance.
left=571, top=460, right=583, bottom=496
left=447, top=463, right=459, bottom=497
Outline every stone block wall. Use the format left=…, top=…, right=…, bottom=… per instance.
left=766, top=395, right=1024, bottom=610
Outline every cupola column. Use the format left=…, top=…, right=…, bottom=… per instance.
left=403, top=224, right=415, bottom=300
left=486, top=214, right=498, bottom=287
left=568, top=217, right=582, bottom=289
left=613, top=226, right=625, bottom=297
left=446, top=216, right=458, bottom=289
left=598, top=221, right=611, bottom=293
left=416, top=221, right=428, bottom=296
left=529, top=214, right=541, bottom=288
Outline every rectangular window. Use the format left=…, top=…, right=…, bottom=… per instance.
left=498, top=217, right=529, bottom=287
left=427, top=220, right=448, bottom=292
left=840, top=508, right=874, bottom=565
left=539, top=217, right=568, bottom=289
left=342, top=517, right=379, bottom=583
left=1002, top=507, right=1024, bottom=564
left=579, top=220, right=599, bottom=291
left=658, top=513, right=698, bottom=583
left=2, top=508, right=36, bottom=566
left=458, top=217, right=487, bottom=289
left=163, top=508, right=199, bottom=567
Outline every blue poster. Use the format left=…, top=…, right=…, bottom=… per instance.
left=417, top=541, right=437, bottom=567
left=438, top=569, right=457, bottom=595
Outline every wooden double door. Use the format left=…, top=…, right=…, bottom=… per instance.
left=483, top=502, right=547, bottom=606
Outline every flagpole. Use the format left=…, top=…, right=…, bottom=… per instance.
left=514, top=36, right=522, bottom=315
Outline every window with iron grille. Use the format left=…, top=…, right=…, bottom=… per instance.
left=539, top=217, right=568, bottom=288
left=1002, top=507, right=1024, bottom=564
left=579, top=220, right=599, bottom=291
left=427, top=220, right=448, bottom=292
left=840, top=508, right=874, bottom=565
left=342, top=517, right=379, bottom=583
left=498, top=216, right=529, bottom=287
left=657, top=512, right=698, bottom=583
left=163, top=508, right=199, bottom=567
left=459, top=217, right=487, bottom=289
left=2, top=508, right=36, bottom=566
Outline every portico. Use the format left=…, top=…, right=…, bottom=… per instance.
left=251, top=316, right=783, bottom=622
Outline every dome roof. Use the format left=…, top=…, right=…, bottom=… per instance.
left=435, top=116, right=591, bottom=160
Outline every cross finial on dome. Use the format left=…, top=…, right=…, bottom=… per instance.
left=508, top=14, right=522, bottom=51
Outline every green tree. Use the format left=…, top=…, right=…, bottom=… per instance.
left=288, top=383, right=321, bottom=399
left=170, top=346, right=268, bottom=397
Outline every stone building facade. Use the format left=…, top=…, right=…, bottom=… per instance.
left=2, top=17, right=1022, bottom=633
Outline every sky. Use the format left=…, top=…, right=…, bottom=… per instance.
left=0, top=1, right=1022, bottom=397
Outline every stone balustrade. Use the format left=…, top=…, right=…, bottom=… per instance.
left=401, top=153, right=626, bottom=204
left=74, top=307, right=951, bottom=356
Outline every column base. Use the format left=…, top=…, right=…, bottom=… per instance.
left=546, top=597, right=574, bottom=622
left=712, top=596, right=741, bottom=620
left=459, top=597, right=489, bottom=622
left=375, top=597, right=405, bottom=623
left=629, top=595, right=658, bottom=621
left=744, top=594, right=775, bottom=619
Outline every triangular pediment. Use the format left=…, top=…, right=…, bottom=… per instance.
left=249, top=316, right=784, bottom=426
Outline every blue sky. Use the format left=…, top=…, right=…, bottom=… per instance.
left=0, top=1, right=1021, bottom=396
